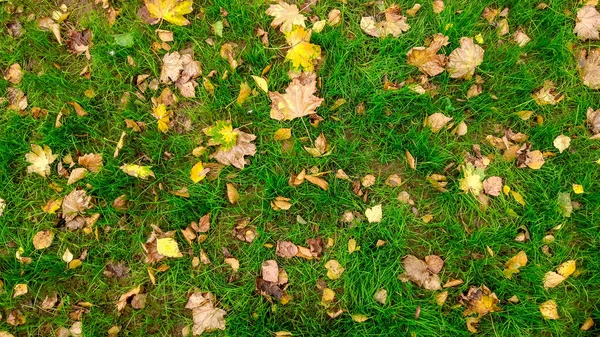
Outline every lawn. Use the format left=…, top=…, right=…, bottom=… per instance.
left=1, top=0, right=599, bottom=336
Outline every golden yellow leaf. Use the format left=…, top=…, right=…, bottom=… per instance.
left=556, top=260, right=576, bottom=278
left=503, top=250, right=528, bottom=279
left=580, top=317, right=595, bottom=331
left=144, top=0, right=193, bottom=26
left=42, top=198, right=63, bottom=214
left=156, top=238, right=183, bottom=258
left=511, top=190, right=525, bottom=206
left=190, top=161, right=208, bottom=183
left=321, top=288, right=335, bottom=306
left=347, top=238, right=359, bottom=254
left=572, top=184, right=584, bottom=194
left=274, top=128, right=292, bottom=141
left=13, top=284, right=28, bottom=298
left=351, top=314, right=369, bottom=322
left=226, top=183, right=239, bottom=204
left=284, top=27, right=321, bottom=72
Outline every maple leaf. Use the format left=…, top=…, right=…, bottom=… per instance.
left=185, top=292, right=227, bottom=335
left=360, top=5, right=410, bottom=38
left=407, top=34, right=449, bottom=76
left=211, top=129, right=256, bottom=169
left=152, top=104, right=172, bottom=133
left=25, top=144, right=57, bottom=177
left=284, top=27, right=321, bottom=72
left=459, top=163, right=485, bottom=196
left=62, top=189, right=93, bottom=228
left=574, top=6, right=600, bottom=40
left=459, top=285, right=501, bottom=317
left=144, top=0, right=193, bottom=26
left=269, top=73, right=324, bottom=121
left=203, top=120, right=238, bottom=150
left=265, top=1, right=306, bottom=33
left=532, top=80, right=563, bottom=106
left=447, top=37, right=484, bottom=79
left=578, top=49, right=600, bottom=89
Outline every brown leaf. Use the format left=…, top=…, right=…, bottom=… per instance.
left=483, top=176, right=502, bottom=196
left=305, top=174, right=328, bottom=190
left=425, top=112, right=453, bottom=133
left=104, top=261, right=130, bottom=279
left=7, top=87, right=27, bottom=111
left=307, top=238, right=324, bottom=258
left=271, top=196, right=291, bottom=211
left=66, top=29, right=93, bottom=60
left=67, top=168, right=88, bottom=185
left=406, top=34, right=449, bottom=76
left=360, top=5, right=410, bottom=38
left=532, top=80, right=563, bottom=106
left=578, top=49, right=600, bottom=89
left=62, top=189, right=93, bottom=229
left=574, top=6, right=600, bottom=40
left=425, top=255, right=444, bottom=274
left=78, top=153, right=103, bottom=173
left=447, top=37, right=484, bottom=80
left=212, top=129, right=256, bottom=169
left=276, top=241, right=298, bottom=258
left=116, top=285, right=141, bottom=312
left=185, top=292, right=227, bottom=335
left=33, top=230, right=54, bottom=250
left=3, top=63, right=22, bottom=84
left=401, top=255, right=441, bottom=290
left=269, top=73, right=324, bottom=121
left=587, top=107, right=600, bottom=137
left=261, top=260, right=279, bottom=283
left=226, top=183, right=239, bottom=204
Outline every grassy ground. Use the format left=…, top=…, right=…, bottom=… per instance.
left=1, top=0, right=599, bottom=336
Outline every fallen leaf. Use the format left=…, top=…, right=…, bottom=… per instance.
left=37, top=17, right=62, bottom=45
left=144, top=0, right=193, bottom=26
left=459, top=285, right=501, bottom=316
left=574, top=6, right=600, bottom=40
left=360, top=5, right=410, bottom=38
left=402, top=255, right=442, bottom=290
left=447, top=37, right=484, bottom=79
left=4, top=63, right=23, bottom=84
left=67, top=168, right=88, bottom=185
left=532, top=81, right=563, bottom=106
left=503, top=250, right=528, bottom=279
left=557, top=192, right=573, bottom=217
left=116, top=285, right=141, bottom=312
left=435, top=291, right=449, bottom=306
left=347, top=238, right=359, bottom=254
left=351, top=314, right=369, bottom=322
left=459, top=163, right=485, bottom=196
left=7, top=87, right=27, bottom=111
left=33, top=230, right=54, bottom=250
left=226, top=183, right=239, bottom=204
left=433, top=0, right=445, bottom=14
left=557, top=260, right=576, bottom=278
left=305, top=174, right=328, bottom=190
left=513, top=30, right=531, bottom=46
left=406, top=150, right=416, bottom=169
left=483, top=176, right=502, bottom=196
left=211, top=129, right=256, bottom=169
left=543, top=271, right=566, bottom=289
left=269, top=73, right=323, bottom=121
left=374, top=289, right=387, bottom=304
left=156, top=238, right=183, bottom=258
left=284, top=26, right=321, bottom=72
left=325, top=260, right=344, bottom=280
left=539, top=300, right=559, bottom=320
left=365, top=204, right=382, bottom=223
left=274, top=128, right=292, bottom=141
left=304, top=133, right=332, bottom=157
left=578, top=49, right=600, bottom=89
left=587, top=107, right=600, bottom=137
left=62, top=189, right=93, bottom=229
left=553, top=135, right=571, bottom=153
left=251, top=75, right=268, bottom=93
left=580, top=317, right=594, bottom=331
left=262, top=260, right=279, bottom=283
left=120, top=164, right=155, bottom=179
left=425, top=113, right=453, bottom=133
left=276, top=241, right=299, bottom=258
left=265, top=1, right=306, bottom=33
left=78, top=153, right=103, bottom=173
left=271, top=196, right=292, bottom=211
left=13, top=284, right=28, bottom=298
left=25, top=144, right=57, bottom=177
left=190, top=161, right=208, bottom=183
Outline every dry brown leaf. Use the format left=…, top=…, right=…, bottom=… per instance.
left=532, top=80, right=563, bottom=106
left=482, top=176, right=502, bottom=196
left=66, top=29, right=93, bottom=60
left=578, top=49, right=600, bottom=89
left=459, top=285, right=501, bottom=316
left=425, top=112, right=453, bottom=133
left=226, top=183, right=239, bottom=204
left=13, top=283, right=28, bottom=298
left=33, top=230, right=54, bottom=250
left=212, top=129, right=256, bottom=169
left=67, top=168, right=88, bottom=185
left=587, top=107, right=600, bottom=138
left=406, top=34, right=449, bottom=76
left=262, top=260, right=279, bottom=283
left=374, top=289, right=387, bottom=305
left=271, top=196, right=291, bottom=211
left=513, top=29, right=531, bottom=46
left=305, top=174, right=328, bottom=190
left=574, top=6, right=600, bottom=40
left=62, top=189, right=93, bottom=229
left=401, top=255, right=442, bottom=290
left=25, top=144, right=57, bottom=177
left=78, top=153, right=103, bottom=173
left=543, top=271, right=566, bottom=289
left=276, top=241, right=298, bottom=258
left=406, top=150, right=416, bottom=169
left=4, top=63, right=22, bottom=84
left=360, top=5, right=410, bottom=38
left=269, top=73, right=323, bottom=121
left=580, top=317, right=595, bottom=331
left=304, top=133, right=332, bottom=157
left=553, top=135, right=571, bottom=153
left=433, top=0, right=445, bottom=14
left=185, top=292, right=227, bottom=335
left=447, top=37, right=484, bottom=80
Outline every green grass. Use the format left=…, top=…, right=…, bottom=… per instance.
left=1, top=0, right=600, bottom=336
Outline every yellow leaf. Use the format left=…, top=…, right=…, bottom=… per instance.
left=265, top=1, right=306, bottom=33
left=351, top=314, right=369, bottom=322
left=120, top=164, right=155, bottom=180
left=152, top=104, right=171, bottom=133
left=556, top=260, right=576, bottom=278
left=347, top=238, right=359, bottom=254
left=503, top=250, right=527, bottom=279
left=42, top=198, right=63, bottom=214
left=13, top=284, right=28, bottom=298
left=511, top=190, right=525, bottom=206
left=321, top=288, right=335, bottom=306
left=236, top=82, right=251, bottom=105
left=190, top=161, right=208, bottom=183
left=503, top=185, right=511, bottom=195
left=156, top=238, right=183, bottom=258
left=365, top=204, right=382, bottom=223
left=284, top=27, right=321, bottom=72
left=274, top=128, right=292, bottom=141
left=539, top=300, right=560, bottom=320
left=553, top=135, right=571, bottom=153
left=226, top=183, right=239, bottom=204
left=251, top=75, right=268, bottom=93
left=144, top=0, right=193, bottom=26
left=572, top=184, right=584, bottom=194
left=325, top=259, right=344, bottom=280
